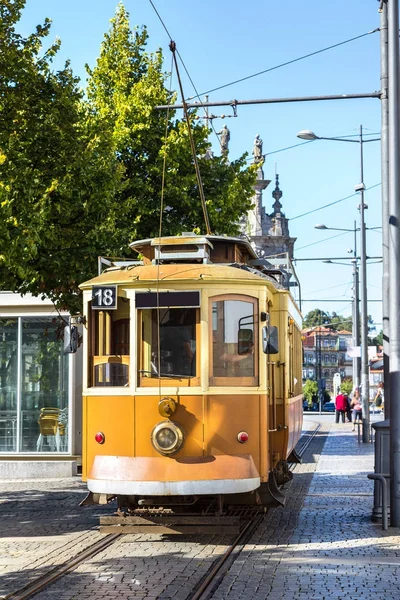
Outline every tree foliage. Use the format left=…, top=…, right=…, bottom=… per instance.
left=0, top=0, right=121, bottom=313
left=85, top=3, right=256, bottom=247
left=303, top=309, right=352, bottom=332
left=303, top=379, right=318, bottom=402
left=0, top=2, right=256, bottom=313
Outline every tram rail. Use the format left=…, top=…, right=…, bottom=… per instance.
left=2, top=534, right=120, bottom=600
left=1, top=424, right=321, bottom=600
left=289, top=421, right=322, bottom=470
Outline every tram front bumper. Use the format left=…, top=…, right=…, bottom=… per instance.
left=87, top=454, right=260, bottom=496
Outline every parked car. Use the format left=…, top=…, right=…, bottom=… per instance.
left=303, top=400, right=318, bottom=411
left=323, top=401, right=335, bottom=412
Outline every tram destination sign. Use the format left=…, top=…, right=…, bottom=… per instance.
left=92, top=285, right=118, bottom=310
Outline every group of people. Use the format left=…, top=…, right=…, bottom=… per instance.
left=335, top=389, right=362, bottom=431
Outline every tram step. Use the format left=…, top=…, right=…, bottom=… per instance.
left=99, top=515, right=241, bottom=535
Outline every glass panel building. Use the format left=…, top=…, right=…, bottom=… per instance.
left=0, top=293, right=80, bottom=456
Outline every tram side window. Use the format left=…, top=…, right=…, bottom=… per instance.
left=89, top=298, right=130, bottom=387
left=139, top=308, right=197, bottom=379
left=211, top=297, right=258, bottom=384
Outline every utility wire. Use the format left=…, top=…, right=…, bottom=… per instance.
left=295, top=232, right=350, bottom=252
left=189, top=28, right=379, bottom=98
left=148, top=0, right=263, bottom=233
left=290, top=183, right=381, bottom=221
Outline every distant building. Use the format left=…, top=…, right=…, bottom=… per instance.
left=241, top=155, right=299, bottom=297
left=302, top=326, right=353, bottom=393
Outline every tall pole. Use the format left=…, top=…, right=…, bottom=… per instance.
left=358, top=125, right=370, bottom=443
left=318, top=321, right=323, bottom=414
left=352, top=219, right=360, bottom=390
left=388, top=0, right=400, bottom=527
left=380, top=1, right=390, bottom=418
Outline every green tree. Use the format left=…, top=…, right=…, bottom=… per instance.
left=341, top=378, right=353, bottom=396
left=303, top=309, right=330, bottom=329
left=0, top=2, right=255, bottom=314
left=0, top=0, right=121, bottom=313
left=372, top=329, right=383, bottom=346
left=303, top=309, right=352, bottom=332
left=85, top=3, right=256, bottom=248
left=303, top=379, right=318, bottom=403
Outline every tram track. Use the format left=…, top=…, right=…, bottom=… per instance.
left=187, top=513, right=265, bottom=600
left=1, top=533, right=120, bottom=600
left=188, top=421, right=322, bottom=600
left=1, top=424, right=321, bottom=600
left=290, top=420, right=322, bottom=470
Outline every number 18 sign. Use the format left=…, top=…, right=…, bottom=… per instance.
left=92, top=286, right=117, bottom=310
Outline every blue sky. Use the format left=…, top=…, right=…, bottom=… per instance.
left=19, top=0, right=384, bottom=331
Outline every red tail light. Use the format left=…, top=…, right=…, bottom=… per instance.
left=95, top=432, right=105, bottom=444
left=237, top=431, right=249, bottom=443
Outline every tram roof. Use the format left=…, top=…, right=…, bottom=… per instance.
left=80, top=233, right=301, bottom=304
left=79, top=262, right=282, bottom=289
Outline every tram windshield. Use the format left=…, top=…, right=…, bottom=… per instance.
left=139, top=307, right=197, bottom=379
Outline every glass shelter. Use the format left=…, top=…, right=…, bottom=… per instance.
left=0, top=294, right=77, bottom=455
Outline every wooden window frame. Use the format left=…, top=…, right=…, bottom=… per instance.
left=137, top=308, right=201, bottom=388
left=209, top=294, right=259, bottom=387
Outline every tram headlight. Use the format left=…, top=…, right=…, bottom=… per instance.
left=151, top=421, right=184, bottom=456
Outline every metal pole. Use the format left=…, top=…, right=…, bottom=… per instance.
left=358, top=125, right=370, bottom=443
left=155, top=92, right=381, bottom=111
left=318, top=323, right=322, bottom=414
left=380, top=1, right=390, bottom=418
left=388, top=0, right=400, bottom=527
left=353, top=220, right=360, bottom=390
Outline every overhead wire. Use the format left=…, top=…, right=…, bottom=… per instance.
left=148, top=0, right=263, bottom=234
left=290, top=183, right=381, bottom=221
left=148, top=1, right=380, bottom=241
left=156, top=51, right=175, bottom=392
left=189, top=28, right=379, bottom=98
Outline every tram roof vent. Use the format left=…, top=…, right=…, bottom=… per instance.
left=150, top=235, right=213, bottom=264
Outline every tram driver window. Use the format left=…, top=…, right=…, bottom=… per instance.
left=139, top=307, right=197, bottom=380
left=89, top=298, right=130, bottom=387
left=211, top=296, right=258, bottom=386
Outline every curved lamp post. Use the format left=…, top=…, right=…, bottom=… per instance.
left=299, top=126, right=380, bottom=443
left=315, top=223, right=360, bottom=393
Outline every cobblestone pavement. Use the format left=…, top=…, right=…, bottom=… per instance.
left=212, top=417, right=400, bottom=600
left=0, top=478, right=112, bottom=596
left=1, top=417, right=399, bottom=600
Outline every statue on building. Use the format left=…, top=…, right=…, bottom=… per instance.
left=217, top=124, right=230, bottom=154
left=252, top=134, right=263, bottom=163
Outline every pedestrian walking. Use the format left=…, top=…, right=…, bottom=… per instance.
left=345, top=393, right=352, bottom=422
left=351, top=388, right=362, bottom=431
left=335, top=391, right=347, bottom=423
left=374, top=382, right=384, bottom=410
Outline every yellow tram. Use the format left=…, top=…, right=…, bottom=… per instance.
left=79, top=233, right=303, bottom=510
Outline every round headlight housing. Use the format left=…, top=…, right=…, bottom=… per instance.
left=151, top=421, right=184, bottom=456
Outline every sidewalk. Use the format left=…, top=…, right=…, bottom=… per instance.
left=214, top=416, right=400, bottom=600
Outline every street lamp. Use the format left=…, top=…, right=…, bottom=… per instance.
left=315, top=223, right=360, bottom=392
left=299, top=126, right=380, bottom=443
